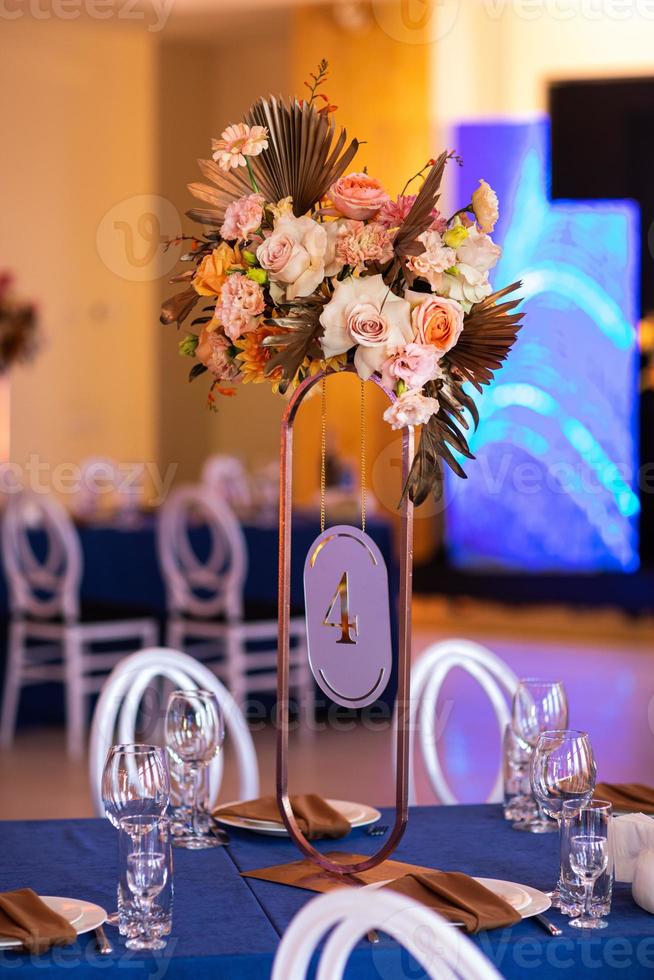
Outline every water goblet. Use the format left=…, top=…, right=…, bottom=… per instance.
left=165, top=690, right=224, bottom=849
left=125, top=852, right=168, bottom=950
left=530, top=729, right=596, bottom=906
left=101, top=743, right=170, bottom=924
left=512, top=679, right=568, bottom=833
left=569, top=835, right=609, bottom=930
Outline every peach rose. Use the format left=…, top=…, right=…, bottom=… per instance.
left=329, top=173, right=390, bottom=220
left=383, top=389, right=439, bottom=429
left=256, top=215, right=327, bottom=300
left=193, top=243, right=236, bottom=297
left=407, top=291, right=464, bottom=356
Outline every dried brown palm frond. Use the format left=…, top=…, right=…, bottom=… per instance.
left=261, top=300, right=325, bottom=393
left=401, top=376, right=478, bottom=505
left=393, top=151, right=450, bottom=259
left=188, top=97, right=359, bottom=226
left=444, top=281, right=524, bottom=391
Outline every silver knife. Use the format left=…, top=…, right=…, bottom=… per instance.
left=94, top=925, right=113, bottom=955
left=533, top=913, right=562, bottom=936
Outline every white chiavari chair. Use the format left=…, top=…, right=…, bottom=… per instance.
left=88, top=646, right=259, bottom=815
left=395, top=639, right=518, bottom=805
left=0, top=491, right=157, bottom=758
left=272, top=888, right=503, bottom=980
left=156, top=484, right=312, bottom=712
left=201, top=454, right=252, bottom=511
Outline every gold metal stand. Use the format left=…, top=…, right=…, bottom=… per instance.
left=276, top=365, right=414, bottom=876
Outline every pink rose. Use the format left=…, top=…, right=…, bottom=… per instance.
left=380, top=343, right=442, bottom=391
left=256, top=215, right=326, bottom=300
left=320, top=274, right=412, bottom=380
left=214, top=273, right=265, bottom=341
left=220, top=193, right=264, bottom=241
left=408, top=292, right=464, bottom=355
left=329, top=173, right=390, bottom=220
left=383, top=389, right=439, bottom=429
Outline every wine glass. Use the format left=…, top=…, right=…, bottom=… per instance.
left=165, top=690, right=224, bottom=849
left=512, top=679, right=568, bottom=833
left=125, top=852, right=168, bottom=950
left=531, top=729, right=596, bottom=905
left=569, top=835, right=609, bottom=930
left=101, top=743, right=170, bottom=924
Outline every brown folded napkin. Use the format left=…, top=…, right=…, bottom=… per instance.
left=214, top=794, right=351, bottom=840
left=382, top=872, right=521, bottom=934
left=0, top=889, right=77, bottom=954
left=595, top=782, right=654, bottom=814
left=244, top=852, right=438, bottom=892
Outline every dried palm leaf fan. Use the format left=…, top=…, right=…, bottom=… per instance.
left=187, top=96, right=359, bottom=226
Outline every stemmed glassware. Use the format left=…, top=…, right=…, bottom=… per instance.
left=125, top=852, right=169, bottom=950
left=165, top=690, right=224, bottom=849
left=100, top=743, right=170, bottom=925
left=530, top=729, right=596, bottom=906
left=569, top=834, right=609, bottom=930
left=512, top=679, right=568, bottom=833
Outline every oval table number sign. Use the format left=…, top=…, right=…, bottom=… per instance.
left=303, top=524, right=392, bottom=709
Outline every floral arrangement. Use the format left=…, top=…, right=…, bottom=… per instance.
left=0, top=273, right=38, bottom=374
left=161, top=61, right=524, bottom=503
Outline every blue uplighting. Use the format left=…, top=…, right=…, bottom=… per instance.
left=446, top=120, right=640, bottom=573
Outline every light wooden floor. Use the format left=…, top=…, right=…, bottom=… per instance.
left=2, top=613, right=653, bottom=819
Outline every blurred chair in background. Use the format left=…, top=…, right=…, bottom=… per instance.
left=0, top=491, right=157, bottom=758
left=156, top=484, right=312, bottom=712
left=88, top=646, right=259, bottom=816
left=396, top=639, right=518, bottom=805
left=73, top=456, right=145, bottom=526
left=201, top=454, right=252, bottom=513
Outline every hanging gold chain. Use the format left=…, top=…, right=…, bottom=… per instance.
left=360, top=378, right=366, bottom=533
left=320, top=375, right=326, bottom=533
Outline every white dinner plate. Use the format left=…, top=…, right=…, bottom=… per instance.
left=0, top=896, right=107, bottom=950
left=214, top=799, right=381, bottom=836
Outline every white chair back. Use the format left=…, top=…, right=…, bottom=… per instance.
left=403, top=639, right=518, bottom=805
left=88, top=646, right=259, bottom=816
left=272, top=889, right=502, bottom=980
left=201, top=454, right=252, bottom=510
left=74, top=457, right=118, bottom=520
left=2, top=491, right=81, bottom=620
left=156, top=484, right=247, bottom=620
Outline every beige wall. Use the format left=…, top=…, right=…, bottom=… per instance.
left=0, top=19, right=159, bottom=475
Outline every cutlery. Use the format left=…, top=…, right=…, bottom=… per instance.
left=366, top=824, right=389, bottom=838
left=94, top=925, right=113, bottom=956
left=533, top=913, right=562, bottom=936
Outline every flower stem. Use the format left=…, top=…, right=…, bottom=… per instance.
left=246, top=158, right=260, bottom=194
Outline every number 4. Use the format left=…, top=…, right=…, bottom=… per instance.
left=323, top=571, right=358, bottom=645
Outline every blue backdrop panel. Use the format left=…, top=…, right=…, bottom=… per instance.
left=445, top=120, right=640, bottom=572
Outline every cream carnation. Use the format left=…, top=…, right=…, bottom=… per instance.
left=319, top=274, right=412, bottom=380
left=383, top=389, right=439, bottom=429
left=380, top=343, right=442, bottom=391
left=471, top=179, right=499, bottom=233
left=407, top=230, right=456, bottom=289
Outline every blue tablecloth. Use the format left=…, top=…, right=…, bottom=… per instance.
left=1, top=805, right=652, bottom=978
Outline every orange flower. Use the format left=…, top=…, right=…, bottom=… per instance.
left=234, top=324, right=282, bottom=384
left=193, top=243, right=238, bottom=297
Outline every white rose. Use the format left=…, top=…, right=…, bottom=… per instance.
left=256, top=214, right=327, bottom=300
left=383, top=389, right=439, bottom=429
left=456, top=225, right=501, bottom=276
left=319, top=274, right=412, bottom=380
left=472, top=179, right=499, bottom=233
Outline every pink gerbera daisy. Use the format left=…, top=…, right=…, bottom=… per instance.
left=212, top=123, right=269, bottom=172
